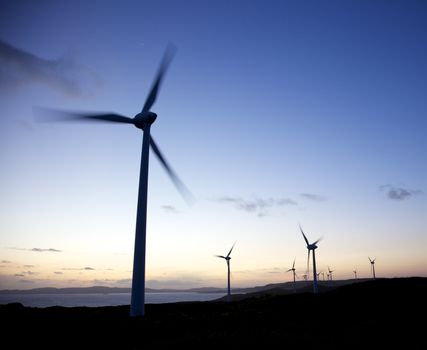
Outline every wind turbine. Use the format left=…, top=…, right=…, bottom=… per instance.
left=216, top=243, right=236, bottom=302
left=287, top=258, right=297, bottom=293
left=328, top=266, right=334, bottom=281
left=353, top=270, right=358, bottom=279
left=299, top=225, right=322, bottom=294
left=369, top=257, right=376, bottom=279
left=35, top=45, right=194, bottom=317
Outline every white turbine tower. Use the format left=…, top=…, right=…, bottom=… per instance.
left=353, top=270, right=358, bottom=279
left=35, top=45, right=194, bottom=317
left=369, top=257, right=376, bottom=279
left=287, top=258, right=297, bottom=293
left=299, top=225, right=322, bottom=294
left=216, top=243, right=235, bottom=302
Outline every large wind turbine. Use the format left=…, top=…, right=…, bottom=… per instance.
left=353, top=269, right=358, bottom=279
left=35, top=45, right=193, bottom=317
left=299, top=225, right=322, bottom=294
left=369, top=257, right=376, bottom=279
left=216, top=243, right=235, bottom=302
left=287, top=258, right=297, bottom=293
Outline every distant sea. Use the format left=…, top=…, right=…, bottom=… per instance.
left=0, top=292, right=225, bottom=308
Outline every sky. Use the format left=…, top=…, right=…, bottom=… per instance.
left=0, top=0, right=426, bottom=290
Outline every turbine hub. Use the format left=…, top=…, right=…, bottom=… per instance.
left=133, top=111, right=157, bottom=129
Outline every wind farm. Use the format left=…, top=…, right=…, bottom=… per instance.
left=1, top=0, right=426, bottom=348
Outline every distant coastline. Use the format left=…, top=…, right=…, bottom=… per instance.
left=0, top=279, right=368, bottom=295
left=0, top=286, right=228, bottom=295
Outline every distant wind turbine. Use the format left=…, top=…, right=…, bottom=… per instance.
left=353, top=270, right=358, bottom=279
left=369, top=257, right=376, bottom=279
left=216, top=243, right=236, bottom=302
left=287, top=258, right=297, bottom=293
left=322, top=272, right=325, bottom=281
left=34, top=45, right=194, bottom=317
left=299, top=225, right=322, bottom=294
left=328, top=266, right=334, bottom=281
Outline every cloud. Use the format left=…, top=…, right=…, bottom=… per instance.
left=0, top=39, right=100, bottom=96
left=23, top=265, right=34, bottom=268
left=9, top=247, right=62, bottom=253
left=61, top=267, right=95, bottom=271
left=379, top=185, right=422, bottom=201
left=31, top=248, right=62, bottom=253
left=14, top=274, right=25, bottom=277
left=300, top=193, right=328, bottom=202
left=213, top=196, right=297, bottom=216
left=22, top=271, right=38, bottom=276
left=54, top=271, right=63, bottom=275
left=161, top=205, right=179, bottom=214
left=1, top=260, right=11, bottom=263
left=18, top=279, right=34, bottom=283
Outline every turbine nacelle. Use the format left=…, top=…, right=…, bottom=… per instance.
left=133, top=111, right=157, bottom=129
left=307, top=243, right=318, bottom=250
left=216, top=255, right=231, bottom=261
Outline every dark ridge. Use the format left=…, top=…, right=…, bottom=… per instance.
left=0, top=278, right=425, bottom=348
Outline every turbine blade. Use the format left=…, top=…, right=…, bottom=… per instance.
left=215, top=255, right=226, bottom=259
left=306, top=249, right=310, bottom=275
left=286, top=269, right=293, bottom=272
left=149, top=136, right=195, bottom=205
left=292, top=258, right=296, bottom=269
left=34, top=107, right=133, bottom=124
left=368, top=256, right=372, bottom=263
left=299, top=224, right=310, bottom=246
left=313, top=237, right=323, bottom=245
left=226, top=242, right=236, bottom=258
left=142, top=43, right=176, bottom=112
left=373, top=258, right=376, bottom=263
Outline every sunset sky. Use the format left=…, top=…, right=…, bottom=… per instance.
left=0, top=0, right=426, bottom=290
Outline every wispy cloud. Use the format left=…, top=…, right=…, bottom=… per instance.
left=1, top=260, right=11, bottom=264
left=21, top=271, right=38, bottom=276
left=300, top=193, right=328, bottom=202
left=61, top=267, right=95, bottom=271
left=161, top=205, right=179, bottom=214
left=0, top=40, right=100, bottom=96
left=379, top=185, right=422, bottom=201
left=18, top=279, right=34, bottom=284
left=31, top=248, right=62, bottom=253
left=14, top=274, right=25, bottom=277
left=9, top=247, right=62, bottom=253
left=54, top=271, right=63, bottom=275
left=23, top=264, right=34, bottom=268
left=213, top=196, right=297, bottom=216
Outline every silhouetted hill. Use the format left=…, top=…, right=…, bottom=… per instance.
left=0, top=286, right=131, bottom=295
left=1, top=278, right=425, bottom=348
left=0, top=279, right=364, bottom=295
left=0, top=286, right=227, bottom=294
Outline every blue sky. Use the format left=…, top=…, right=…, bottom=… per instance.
left=0, top=0, right=426, bottom=290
